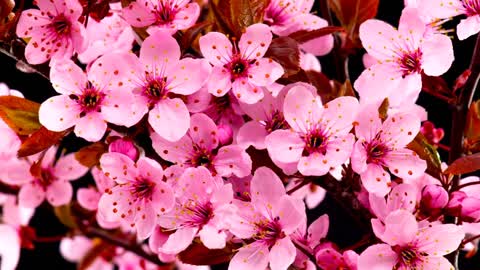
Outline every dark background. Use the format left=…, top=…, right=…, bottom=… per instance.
left=1, top=0, right=480, bottom=269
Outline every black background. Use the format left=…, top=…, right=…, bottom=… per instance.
left=1, top=0, right=480, bottom=269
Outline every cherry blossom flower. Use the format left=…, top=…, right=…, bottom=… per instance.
left=263, top=0, right=334, bottom=56
left=156, top=167, right=235, bottom=254
left=354, top=7, right=454, bottom=107
left=265, top=84, right=359, bottom=176
left=151, top=113, right=252, bottom=178
left=15, top=147, right=88, bottom=208
left=228, top=167, right=304, bottom=270
left=358, top=210, right=464, bottom=270
left=351, top=107, right=427, bottom=196
left=38, top=53, right=144, bottom=142
left=98, top=152, right=175, bottom=239
left=122, top=0, right=200, bottom=35
left=128, top=30, right=211, bottom=142
left=199, top=23, right=284, bottom=104
left=60, top=235, right=114, bottom=270
left=16, top=0, right=87, bottom=64
left=291, top=214, right=329, bottom=269
left=419, top=0, right=480, bottom=40
left=315, top=247, right=359, bottom=270
left=287, top=179, right=326, bottom=209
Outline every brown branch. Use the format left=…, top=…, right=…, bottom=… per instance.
left=286, top=178, right=311, bottom=195
left=0, top=181, right=19, bottom=195
left=0, top=41, right=50, bottom=80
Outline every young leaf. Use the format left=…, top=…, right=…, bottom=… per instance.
left=53, top=204, right=78, bottom=229
left=17, top=127, right=69, bottom=157
left=444, top=153, right=480, bottom=175
left=0, top=96, right=41, bottom=135
left=230, top=0, right=269, bottom=31
left=178, top=240, right=237, bottom=265
left=288, top=26, right=344, bottom=44
left=407, top=133, right=442, bottom=176
left=264, top=36, right=300, bottom=77
left=75, top=142, right=108, bottom=168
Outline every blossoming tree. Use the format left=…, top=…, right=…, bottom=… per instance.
left=0, top=0, right=480, bottom=269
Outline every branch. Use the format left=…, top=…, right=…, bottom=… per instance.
left=293, top=240, right=319, bottom=270
left=0, top=41, right=50, bottom=81
left=0, top=181, right=19, bottom=195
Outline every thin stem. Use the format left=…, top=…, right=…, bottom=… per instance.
left=0, top=181, right=19, bottom=195
left=286, top=178, right=310, bottom=195
left=0, top=43, right=50, bottom=80
left=34, top=234, right=66, bottom=243
left=437, top=143, right=451, bottom=152
left=293, top=240, right=319, bottom=270
left=462, top=234, right=480, bottom=246
left=454, top=180, right=480, bottom=192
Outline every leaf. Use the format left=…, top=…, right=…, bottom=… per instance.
left=75, top=142, right=108, bottom=168
left=54, top=204, right=78, bottom=229
left=180, top=21, right=212, bottom=53
left=407, top=133, right=442, bottom=176
left=0, top=0, right=14, bottom=22
left=179, top=240, right=237, bottom=265
left=465, top=100, right=480, bottom=153
left=421, top=73, right=453, bottom=97
left=444, top=153, right=480, bottom=175
left=288, top=26, right=344, bottom=44
left=327, top=0, right=379, bottom=47
left=378, top=98, right=389, bottom=121
left=264, top=36, right=300, bottom=77
left=0, top=96, right=41, bottom=135
left=17, top=127, right=68, bottom=157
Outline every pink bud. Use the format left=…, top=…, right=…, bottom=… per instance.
left=217, top=123, right=233, bottom=145
left=421, top=185, right=448, bottom=214
left=109, top=138, right=139, bottom=161
left=446, top=191, right=467, bottom=216
left=461, top=197, right=480, bottom=222
left=420, top=121, right=444, bottom=144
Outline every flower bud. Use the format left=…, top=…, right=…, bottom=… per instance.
left=421, top=185, right=448, bottom=213
left=217, top=123, right=233, bottom=145
left=461, top=197, right=480, bottom=222
left=109, top=137, right=139, bottom=161
left=446, top=191, right=467, bottom=216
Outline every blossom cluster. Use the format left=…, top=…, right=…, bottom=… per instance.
left=1, top=0, right=480, bottom=269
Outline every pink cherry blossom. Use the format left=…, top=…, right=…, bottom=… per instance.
left=98, top=152, right=175, bottom=239
left=156, top=167, right=235, bottom=254
left=108, top=137, right=139, bottom=161
left=291, top=214, right=329, bottom=268
left=39, top=53, right=145, bottom=141
left=122, top=0, right=200, bottom=35
left=128, top=30, right=211, bottom=142
left=78, top=5, right=135, bottom=64
left=358, top=210, right=464, bottom=270
left=16, top=0, right=87, bottom=64
left=60, top=235, right=114, bottom=270
left=316, top=247, right=358, bottom=270
left=199, top=23, right=284, bottom=104
left=352, top=106, right=427, bottom=196
left=263, top=0, right=334, bottom=56
left=151, top=113, right=252, bottom=178
left=266, top=84, right=359, bottom=176
left=15, top=147, right=88, bottom=208
left=287, top=179, right=326, bottom=209
left=228, top=167, right=304, bottom=270
left=354, top=7, right=454, bottom=107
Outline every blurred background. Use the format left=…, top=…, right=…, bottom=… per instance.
left=1, top=0, right=480, bottom=269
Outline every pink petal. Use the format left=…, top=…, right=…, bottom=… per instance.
left=398, top=7, right=425, bottom=45
left=283, top=85, right=323, bottom=133
left=459, top=17, right=480, bottom=40
left=300, top=52, right=322, bottom=72
left=199, top=32, right=233, bottom=66
left=101, top=90, right=147, bottom=128
left=36, top=0, right=58, bottom=15
left=248, top=58, right=284, bottom=87
left=320, top=97, right=359, bottom=136
left=357, top=244, right=397, bottom=270
left=0, top=225, right=20, bottom=270
left=380, top=210, right=418, bottom=246
left=140, top=31, right=181, bottom=71
left=273, top=196, right=304, bottom=234
left=172, top=2, right=201, bottom=30
left=353, top=64, right=395, bottom=106
left=121, top=2, right=156, bottom=27
left=386, top=183, right=417, bottom=213
left=148, top=98, right=190, bottom=142
left=74, top=112, right=107, bottom=142
left=239, top=23, right=272, bottom=60
left=77, top=187, right=101, bottom=211
left=54, top=153, right=88, bottom=180
left=323, top=134, right=355, bottom=167
left=134, top=204, right=156, bottom=240
left=237, top=121, right=268, bottom=149
left=19, top=183, right=45, bottom=208
left=70, top=21, right=87, bottom=53
left=307, top=214, right=329, bottom=247
left=97, top=186, right=134, bottom=223
left=151, top=132, right=192, bottom=164
left=417, top=223, right=464, bottom=256
left=360, top=163, right=391, bottom=196
left=251, top=167, right=286, bottom=211
left=88, top=52, right=139, bottom=91
left=381, top=113, right=420, bottom=148
left=199, top=224, right=227, bottom=249
left=351, top=140, right=368, bottom=174
left=315, top=248, right=344, bottom=270
left=46, top=180, right=73, bottom=206
left=297, top=15, right=334, bottom=56
left=419, top=255, right=455, bottom=270
left=298, top=154, right=332, bottom=176
left=421, top=34, right=454, bottom=76
left=59, top=236, right=92, bottom=262
left=168, top=58, right=211, bottom=95
left=99, top=152, right=136, bottom=183
left=49, top=60, right=86, bottom=94
left=359, top=19, right=397, bottom=60
left=384, top=149, right=427, bottom=179
left=206, top=67, right=233, bottom=97
left=188, top=113, right=219, bottom=150
left=39, top=95, right=79, bottom=132
left=355, top=103, right=382, bottom=141
left=214, top=145, right=252, bottom=177
left=151, top=180, right=175, bottom=214
left=228, top=243, right=269, bottom=270
left=24, top=37, right=52, bottom=64
left=418, top=0, right=464, bottom=18
left=211, top=183, right=234, bottom=207
left=269, top=237, right=296, bottom=270
left=160, top=227, right=198, bottom=254
left=16, top=9, right=51, bottom=37
left=386, top=73, right=422, bottom=107
left=232, top=79, right=264, bottom=104
left=266, top=129, right=304, bottom=163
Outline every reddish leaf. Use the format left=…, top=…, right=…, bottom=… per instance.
left=407, top=133, right=442, bottom=176
left=421, top=74, right=452, bottom=96
left=288, top=26, right=344, bottom=44
left=178, top=241, right=237, bottom=265
left=180, top=21, right=212, bottom=53
left=264, top=36, right=300, bottom=77
left=465, top=100, right=480, bottom=153
left=378, top=98, right=389, bottom=121
left=327, top=0, right=379, bottom=47
left=209, top=0, right=236, bottom=36
left=53, top=204, right=78, bottom=229
left=75, top=142, right=108, bottom=168
left=0, top=0, right=14, bottom=22
left=445, top=153, right=480, bottom=175
left=17, top=127, right=68, bottom=157
left=0, top=96, right=41, bottom=135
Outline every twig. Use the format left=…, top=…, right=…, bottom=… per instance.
left=462, top=234, right=480, bottom=246
left=0, top=42, right=50, bottom=80
left=453, top=180, right=480, bottom=192
left=286, top=178, right=310, bottom=195
left=0, top=181, right=19, bottom=195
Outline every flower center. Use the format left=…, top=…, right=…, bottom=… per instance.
left=191, top=148, right=214, bottom=170
left=145, top=77, right=168, bottom=100
left=130, top=178, right=156, bottom=200
left=227, top=57, right=250, bottom=79
left=184, top=201, right=214, bottom=227
left=364, top=140, right=390, bottom=165
left=393, top=246, right=428, bottom=269
left=264, top=1, right=292, bottom=27
left=303, top=130, right=328, bottom=155
left=155, top=2, right=177, bottom=24
left=35, top=168, right=55, bottom=189
left=463, top=0, right=480, bottom=16
left=70, top=85, right=105, bottom=116
left=254, top=218, right=285, bottom=247
left=399, top=49, right=422, bottom=77
left=51, top=15, right=71, bottom=35
left=265, top=111, right=289, bottom=132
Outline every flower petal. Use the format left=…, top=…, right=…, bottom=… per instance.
left=148, top=98, right=190, bottom=142
left=199, top=32, right=233, bottom=66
